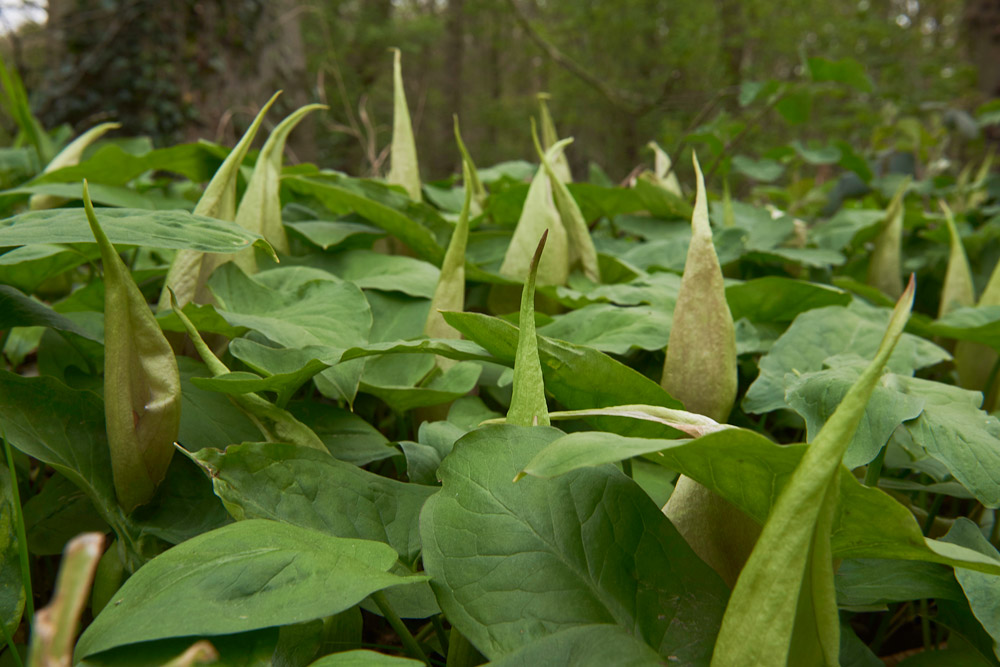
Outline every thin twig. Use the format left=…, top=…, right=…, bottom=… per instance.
left=704, top=92, right=785, bottom=181
left=503, top=0, right=643, bottom=112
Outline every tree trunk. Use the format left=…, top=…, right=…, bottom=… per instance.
left=964, top=0, right=1000, bottom=97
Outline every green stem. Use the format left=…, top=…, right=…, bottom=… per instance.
left=0, top=329, right=10, bottom=371
left=990, top=510, right=999, bottom=549
left=431, top=615, right=449, bottom=656
left=868, top=607, right=893, bottom=655
left=621, top=458, right=633, bottom=479
left=370, top=591, right=430, bottom=666
left=922, top=494, right=946, bottom=536
left=920, top=599, right=933, bottom=650
left=3, top=436, right=33, bottom=624
left=984, top=356, right=1000, bottom=405
left=0, top=614, right=23, bottom=667
left=864, top=445, right=888, bottom=487
left=446, top=627, right=482, bottom=667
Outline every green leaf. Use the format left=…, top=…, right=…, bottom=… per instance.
left=866, top=179, right=909, bottom=298
left=23, top=473, right=108, bottom=556
left=775, top=88, right=813, bottom=125
left=192, top=443, right=435, bottom=567
left=0, top=52, right=55, bottom=162
left=285, top=175, right=445, bottom=264
left=714, top=279, right=914, bottom=666
left=809, top=209, right=885, bottom=251
left=929, top=306, right=1000, bottom=351
left=74, top=520, right=426, bottom=660
left=387, top=49, right=421, bottom=201
left=0, top=208, right=273, bottom=255
left=76, top=630, right=278, bottom=667
left=318, top=250, right=440, bottom=298
left=0, top=284, right=102, bottom=342
left=0, top=372, right=115, bottom=520
left=85, top=188, right=180, bottom=512
left=286, top=220, right=383, bottom=250
left=127, top=455, right=231, bottom=546
left=485, top=625, right=663, bottom=667
left=835, top=559, right=962, bottom=607
left=286, top=401, right=398, bottom=466
left=30, top=122, right=120, bottom=210
left=207, top=264, right=371, bottom=405
left=0, top=463, right=24, bottom=638
left=790, top=140, right=841, bottom=165
left=176, top=357, right=261, bottom=452
left=30, top=142, right=225, bottom=188
left=537, top=304, right=670, bottom=355
left=161, top=91, right=280, bottom=309
left=662, top=153, right=736, bottom=423
left=898, top=377, right=1000, bottom=509
left=234, top=103, right=325, bottom=260
left=940, top=519, right=1000, bottom=661
left=308, top=650, right=422, bottom=666
left=507, top=232, right=550, bottom=426
left=725, top=277, right=851, bottom=323
left=168, top=291, right=328, bottom=453
left=784, top=363, right=925, bottom=468
left=515, top=428, right=1000, bottom=575
left=362, top=361, right=482, bottom=413
left=0, top=243, right=99, bottom=294
left=444, top=311, right=683, bottom=437
left=731, top=155, right=785, bottom=182
left=419, top=424, right=728, bottom=662
left=807, top=56, right=874, bottom=93
left=742, top=301, right=949, bottom=415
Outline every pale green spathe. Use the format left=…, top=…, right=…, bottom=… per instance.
left=711, top=278, right=915, bottom=666
left=867, top=179, right=909, bottom=299
left=84, top=182, right=180, bottom=512
left=30, top=122, right=120, bottom=210
left=388, top=48, right=421, bottom=201
left=506, top=233, right=550, bottom=427
left=160, top=91, right=280, bottom=310
left=232, top=103, right=326, bottom=272
left=662, top=152, right=737, bottom=422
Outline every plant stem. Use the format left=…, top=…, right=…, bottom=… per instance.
left=863, top=445, right=888, bottom=487
left=990, top=510, right=999, bottom=548
left=370, top=591, right=430, bottom=666
left=920, top=599, right=933, bottom=650
left=446, top=627, right=481, bottom=667
left=984, top=356, right=1000, bottom=405
left=431, top=615, right=449, bottom=655
left=3, top=436, right=33, bottom=624
left=621, top=458, right=633, bottom=479
left=0, top=615, right=23, bottom=667
left=922, top=494, right=945, bottom=536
